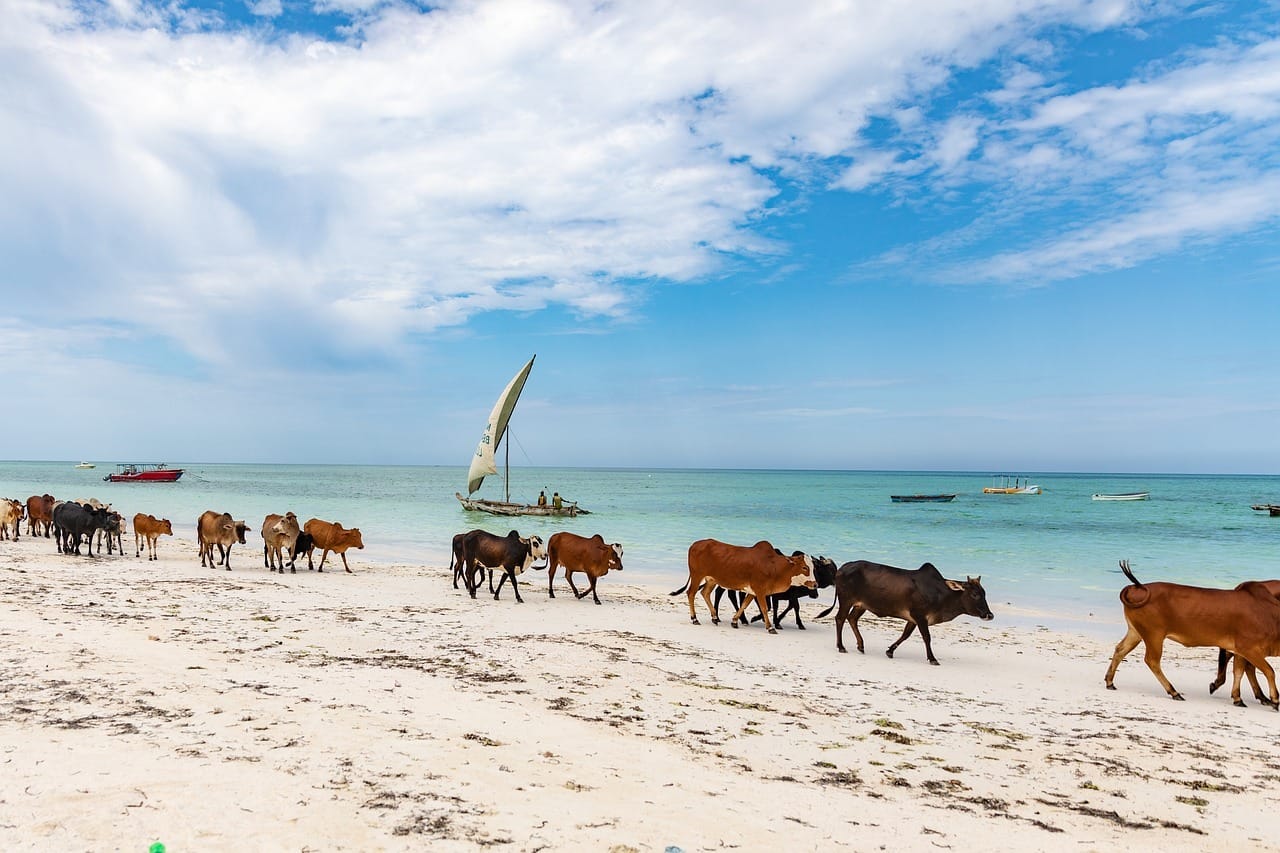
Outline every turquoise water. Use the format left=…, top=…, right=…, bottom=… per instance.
left=2, top=462, right=1278, bottom=614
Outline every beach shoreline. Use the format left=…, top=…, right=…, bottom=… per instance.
left=2, top=532, right=1279, bottom=851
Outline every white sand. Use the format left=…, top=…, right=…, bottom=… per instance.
left=2, top=532, right=1278, bottom=851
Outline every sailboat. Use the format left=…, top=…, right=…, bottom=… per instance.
left=454, top=355, right=589, bottom=517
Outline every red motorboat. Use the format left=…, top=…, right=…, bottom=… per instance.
left=104, top=463, right=184, bottom=483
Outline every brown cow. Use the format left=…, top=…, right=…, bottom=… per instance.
left=0, top=499, right=24, bottom=540
left=1104, top=560, right=1280, bottom=708
left=26, top=494, right=55, bottom=538
left=197, top=510, right=249, bottom=570
left=1207, top=579, right=1280, bottom=704
left=262, top=512, right=302, bottom=573
left=133, top=513, right=173, bottom=561
left=545, top=532, right=623, bottom=604
left=672, top=539, right=815, bottom=633
left=302, top=518, right=364, bottom=573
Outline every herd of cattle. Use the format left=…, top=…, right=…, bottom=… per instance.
left=5, top=492, right=1278, bottom=705
left=0, top=494, right=364, bottom=575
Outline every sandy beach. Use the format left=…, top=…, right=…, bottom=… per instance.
left=2, top=533, right=1279, bottom=852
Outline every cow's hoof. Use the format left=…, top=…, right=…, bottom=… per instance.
left=1234, top=699, right=1247, bottom=707
left=797, top=624, right=806, bottom=630
left=767, top=628, right=777, bottom=635
left=730, top=621, right=739, bottom=629
left=690, top=617, right=699, bottom=625
left=290, top=568, right=296, bottom=574
left=1171, top=692, right=1185, bottom=701
left=884, top=650, right=893, bottom=659
left=1209, top=681, right=1221, bottom=694
left=1105, top=683, right=1116, bottom=690
left=837, top=647, right=846, bottom=653
left=929, top=659, right=940, bottom=666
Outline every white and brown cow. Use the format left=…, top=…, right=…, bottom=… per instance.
left=460, top=529, right=546, bottom=603
left=262, top=512, right=302, bottom=573
left=198, top=510, right=249, bottom=570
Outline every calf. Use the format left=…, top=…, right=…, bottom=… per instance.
left=820, top=559, right=993, bottom=664
left=1105, top=561, right=1280, bottom=707
left=262, top=512, right=302, bottom=573
left=291, top=532, right=314, bottom=567
left=133, top=513, right=174, bottom=561
left=461, top=529, right=546, bottom=603
left=198, top=510, right=249, bottom=570
left=716, top=553, right=839, bottom=629
left=545, top=532, right=623, bottom=604
left=302, top=518, right=364, bottom=573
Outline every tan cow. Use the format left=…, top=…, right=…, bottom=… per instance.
left=0, top=499, right=24, bottom=540
left=133, top=513, right=173, bottom=561
left=197, top=510, right=249, bottom=571
left=302, top=518, right=364, bottom=573
left=545, top=532, right=623, bottom=604
left=262, top=512, right=302, bottom=574
left=673, top=539, right=816, bottom=633
left=26, top=494, right=55, bottom=538
left=1105, top=560, right=1280, bottom=708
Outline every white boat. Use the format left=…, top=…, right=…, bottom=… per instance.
left=1093, top=492, right=1150, bottom=501
left=983, top=475, right=1041, bottom=495
left=74, top=461, right=96, bottom=469
left=456, top=355, right=589, bottom=517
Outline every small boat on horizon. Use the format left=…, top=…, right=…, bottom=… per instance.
left=890, top=494, right=957, bottom=503
left=1252, top=504, right=1280, bottom=517
left=74, top=461, right=96, bottom=469
left=104, top=463, right=184, bottom=483
left=983, top=475, right=1041, bottom=495
left=1093, top=492, right=1150, bottom=501
left=456, top=355, right=589, bottom=517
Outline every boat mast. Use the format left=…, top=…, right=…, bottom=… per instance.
left=504, top=431, right=511, bottom=503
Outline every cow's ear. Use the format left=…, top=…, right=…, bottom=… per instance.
left=945, top=579, right=964, bottom=591
left=969, top=575, right=981, bottom=584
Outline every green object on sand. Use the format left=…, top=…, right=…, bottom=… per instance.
left=149, top=843, right=166, bottom=853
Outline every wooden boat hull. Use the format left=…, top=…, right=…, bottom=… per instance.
left=983, top=486, right=1041, bottom=494
left=890, top=494, right=957, bottom=503
left=456, top=492, right=588, bottom=517
left=1252, top=504, right=1280, bottom=517
left=1093, top=492, right=1150, bottom=501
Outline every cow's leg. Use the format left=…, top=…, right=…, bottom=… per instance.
left=589, top=574, right=602, bottom=605
left=687, top=576, right=704, bottom=625
left=317, top=549, right=329, bottom=572
left=700, top=582, right=719, bottom=625
left=546, top=559, right=558, bottom=598
left=224, top=544, right=233, bottom=571
left=1210, top=648, right=1232, bottom=694
left=886, top=621, right=917, bottom=660
left=1138, top=633, right=1183, bottom=700
left=567, top=570, right=585, bottom=599
left=340, top=552, right=352, bottom=573
left=1104, top=624, right=1143, bottom=691
left=849, top=605, right=867, bottom=654
left=730, top=593, right=756, bottom=629
left=1237, top=650, right=1280, bottom=709
left=508, top=570, right=523, bottom=604
left=905, top=615, right=939, bottom=664
left=463, top=559, right=479, bottom=598
left=756, top=595, right=775, bottom=634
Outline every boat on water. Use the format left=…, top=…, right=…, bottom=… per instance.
left=890, top=494, right=957, bottom=503
left=983, top=475, right=1041, bottom=495
left=1252, top=504, right=1280, bottom=517
left=103, top=463, right=184, bottom=483
left=455, top=355, right=589, bottom=518
left=74, top=461, right=96, bottom=469
left=1093, top=492, right=1150, bottom=501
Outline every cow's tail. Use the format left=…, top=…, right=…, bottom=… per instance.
left=669, top=579, right=691, bottom=596
left=1118, top=559, right=1152, bottom=607
left=815, top=595, right=837, bottom=620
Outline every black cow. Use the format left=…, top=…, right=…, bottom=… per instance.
left=460, top=530, right=547, bottom=603
left=52, top=501, right=119, bottom=557
left=450, top=530, right=481, bottom=591
left=291, top=532, right=315, bottom=568
left=818, top=560, right=994, bottom=665
left=712, top=553, right=838, bottom=630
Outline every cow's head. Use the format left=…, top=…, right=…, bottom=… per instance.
left=945, top=576, right=994, bottom=621
left=789, top=553, right=817, bottom=590
left=348, top=528, right=365, bottom=549
left=160, top=519, right=173, bottom=536
left=609, top=542, right=624, bottom=571
left=234, top=521, right=249, bottom=544
left=516, top=534, right=546, bottom=574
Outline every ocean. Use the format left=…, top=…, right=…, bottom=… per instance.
left=3, top=462, right=1278, bottom=620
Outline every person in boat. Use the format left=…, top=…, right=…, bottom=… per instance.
left=552, top=492, right=563, bottom=509
left=537, top=490, right=548, bottom=507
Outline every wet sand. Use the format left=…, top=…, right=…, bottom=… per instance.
left=2, top=532, right=1278, bottom=851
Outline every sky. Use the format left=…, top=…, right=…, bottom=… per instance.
left=3, top=0, right=1279, bottom=474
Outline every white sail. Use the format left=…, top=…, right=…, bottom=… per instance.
left=466, top=355, right=536, bottom=496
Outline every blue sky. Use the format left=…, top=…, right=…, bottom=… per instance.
left=3, top=0, right=1278, bottom=473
